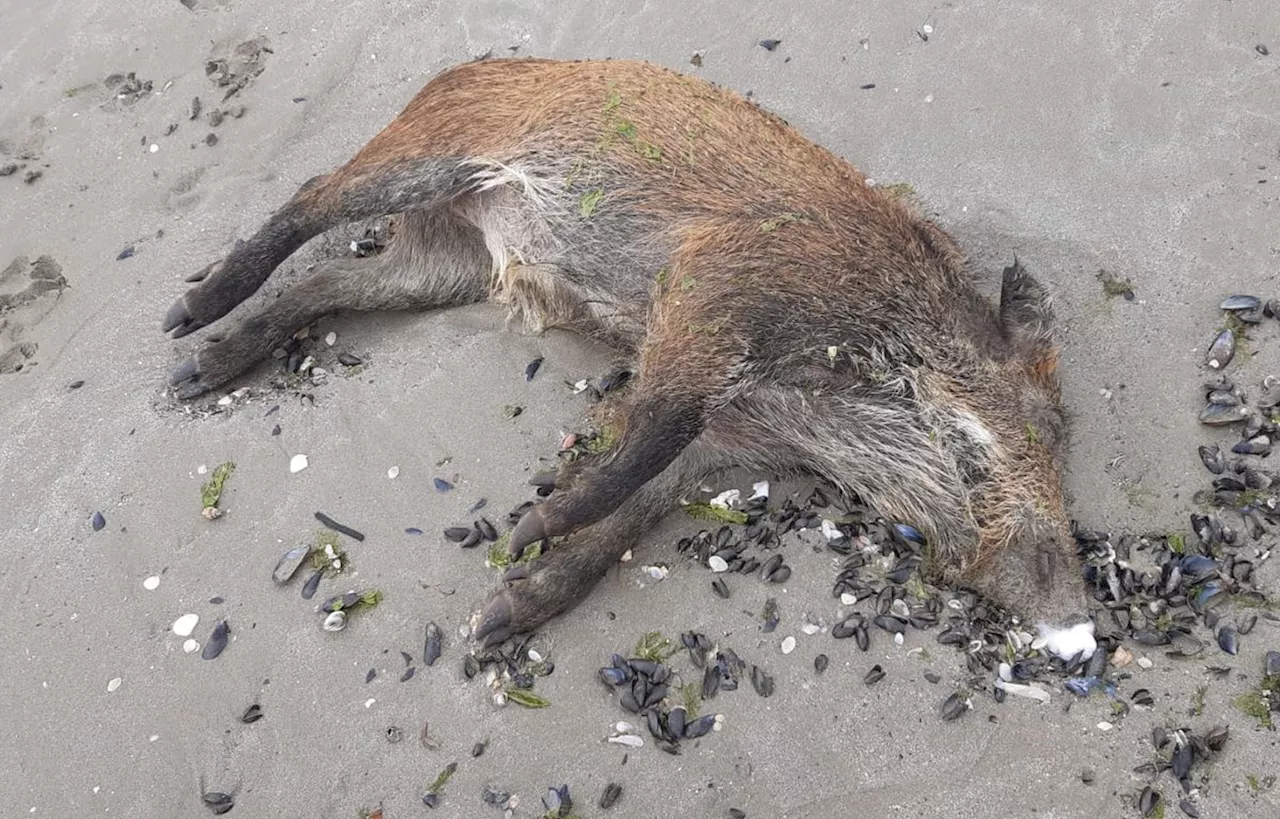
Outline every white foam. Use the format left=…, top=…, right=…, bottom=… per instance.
left=1035, top=620, right=1097, bottom=661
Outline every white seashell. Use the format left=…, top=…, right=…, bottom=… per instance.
left=289, top=454, right=309, bottom=473
left=840, top=592, right=857, bottom=606
left=172, top=613, right=199, bottom=637
left=325, top=331, right=337, bottom=346
left=528, top=649, right=544, bottom=663
left=780, top=636, right=796, bottom=654
left=387, top=466, right=400, bottom=479
left=619, top=549, right=633, bottom=563
left=1097, top=721, right=1113, bottom=731
left=143, top=575, right=160, bottom=591
left=1136, top=657, right=1153, bottom=670
left=707, top=555, right=729, bottom=573
left=998, top=662, right=1013, bottom=682
left=893, top=632, right=904, bottom=646
left=182, top=639, right=199, bottom=653
left=614, top=721, right=636, bottom=734
left=322, top=611, right=347, bottom=632
left=749, top=481, right=770, bottom=500
left=364, top=698, right=375, bottom=708
left=107, top=677, right=122, bottom=693
left=821, top=520, right=844, bottom=541
left=607, top=734, right=644, bottom=748
left=800, top=622, right=822, bottom=636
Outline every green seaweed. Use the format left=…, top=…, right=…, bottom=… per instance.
left=426, top=761, right=458, bottom=795
left=682, top=502, right=748, bottom=525
left=880, top=181, right=915, bottom=198
left=506, top=688, right=550, bottom=708
left=633, top=631, right=677, bottom=663
left=586, top=423, right=621, bottom=454
left=1096, top=269, right=1134, bottom=300
left=1167, top=532, right=1186, bottom=554
left=1231, top=688, right=1273, bottom=729
left=486, top=532, right=542, bottom=570
left=309, top=531, right=349, bottom=576
left=200, top=462, right=236, bottom=510
left=680, top=682, right=701, bottom=718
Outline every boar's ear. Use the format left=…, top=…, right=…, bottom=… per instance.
left=999, top=258, right=1055, bottom=346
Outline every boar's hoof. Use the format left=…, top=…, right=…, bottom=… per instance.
left=162, top=297, right=205, bottom=338
left=509, top=506, right=549, bottom=559
left=474, top=591, right=515, bottom=648
left=170, top=355, right=214, bottom=400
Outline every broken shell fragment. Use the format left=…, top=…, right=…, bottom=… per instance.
left=272, top=544, right=311, bottom=584
left=323, top=610, right=347, bottom=632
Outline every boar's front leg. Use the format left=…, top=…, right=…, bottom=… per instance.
left=505, top=283, right=749, bottom=559
left=473, top=452, right=701, bottom=647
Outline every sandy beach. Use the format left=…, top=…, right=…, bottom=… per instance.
left=2, top=1, right=1279, bottom=816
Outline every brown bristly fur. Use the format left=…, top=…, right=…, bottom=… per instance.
left=161, top=58, right=1086, bottom=644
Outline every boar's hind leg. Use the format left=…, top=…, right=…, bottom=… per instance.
left=163, top=157, right=476, bottom=338
left=169, top=208, right=490, bottom=399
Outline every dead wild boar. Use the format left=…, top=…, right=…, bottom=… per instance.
left=162, top=58, right=1088, bottom=646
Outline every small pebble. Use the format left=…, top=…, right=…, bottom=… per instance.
left=107, top=677, right=122, bottom=693
left=1136, top=657, right=1153, bottom=670
left=325, top=331, right=337, bottom=346
left=182, top=639, right=199, bottom=653
left=780, top=636, right=796, bottom=654
left=387, top=466, right=400, bottom=479
left=289, top=454, right=309, bottom=473
left=149, top=143, right=158, bottom=153
left=142, top=575, right=160, bottom=591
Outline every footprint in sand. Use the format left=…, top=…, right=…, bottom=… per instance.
left=0, top=255, right=67, bottom=375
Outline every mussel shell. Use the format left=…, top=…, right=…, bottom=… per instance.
left=863, top=664, right=885, bottom=685
left=1220, top=294, right=1261, bottom=312
left=202, top=620, right=230, bottom=659
left=423, top=622, right=443, bottom=666
left=442, top=526, right=472, bottom=542
left=683, top=713, right=716, bottom=739
left=940, top=691, right=968, bottom=721
left=1139, top=785, right=1161, bottom=817
left=1216, top=626, right=1239, bottom=655
left=598, top=782, right=623, bottom=809
left=667, top=707, right=686, bottom=738
left=1171, top=741, right=1194, bottom=779
left=1198, top=402, right=1249, bottom=426
left=1232, top=435, right=1270, bottom=455
left=1197, top=444, right=1225, bottom=474
left=1204, top=329, right=1235, bottom=370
